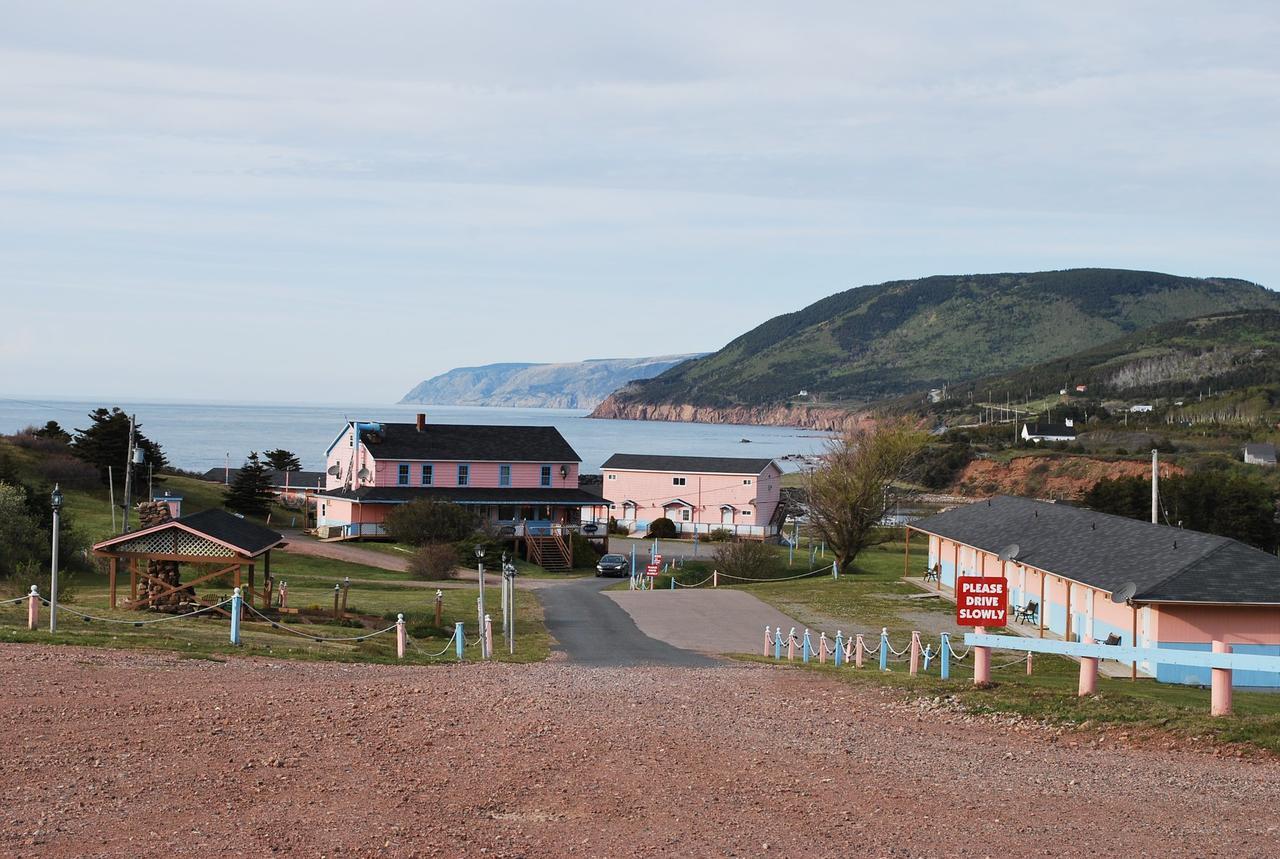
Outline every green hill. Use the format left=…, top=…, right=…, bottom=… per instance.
left=597, top=269, right=1278, bottom=412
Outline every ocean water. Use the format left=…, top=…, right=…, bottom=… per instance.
left=0, top=398, right=832, bottom=473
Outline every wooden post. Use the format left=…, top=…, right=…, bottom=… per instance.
left=247, top=564, right=255, bottom=607
left=1038, top=571, right=1046, bottom=639
left=1065, top=580, right=1072, bottom=643
left=952, top=542, right=959, bottom=588
left=109, top=557, right=118, bottom=609
left=130, top=557, right=138, bottom=601
left=1131, top=605, right=1138, bottom=681
left=909, top=631, right=921, bottom=676
left=1211, top=640, right=1232, bottom=717
left=333, top=584, right=341, bottom=620
left=1078, top=635, right=1098, bottom=696
left=434, top=590, right=443, bottom=627
left=234, top=564, right=242, bottom=592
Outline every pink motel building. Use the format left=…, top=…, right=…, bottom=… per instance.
left=599, top=453, right=785, bottom=537
left=908, top=496, right=1280, bottom=688
left=312, top=415, right=604, bottom=540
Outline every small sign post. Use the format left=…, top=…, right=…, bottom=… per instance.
left=956, top=576, right=1007, bottom=627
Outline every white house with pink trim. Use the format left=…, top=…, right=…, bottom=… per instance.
left=599, top=453, right=785, bottom=537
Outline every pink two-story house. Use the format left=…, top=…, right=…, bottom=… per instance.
left=313, top=414, right=603, bottom=540
left=600, top=453, right=785, bottom=537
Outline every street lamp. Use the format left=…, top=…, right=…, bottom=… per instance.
left=475, top=544, right=487, bottom=659
left=49, top=484, right=62, bottom=634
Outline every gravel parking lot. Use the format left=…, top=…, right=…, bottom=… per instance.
left=1, top=645, right=1277, bottom=857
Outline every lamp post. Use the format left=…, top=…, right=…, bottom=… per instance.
left=475, top=544, right=487, bottom=659
left=49, top=484, right=62, bottom=634
left=503, top=556, right=518, bottom=655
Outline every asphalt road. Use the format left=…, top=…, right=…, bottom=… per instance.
left=537, top=576, right=719, bottom=667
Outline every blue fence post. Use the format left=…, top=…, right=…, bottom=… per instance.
left=834, top=631, right=844, bottom=667
left=455, top=621, right=465, bottom=661
left=923, top=644, right=933, bottom=672
left=802, top=629, right=812, bottom=663
left=670, top=575, right=675, bottom=590
left=774, top=627, right=783, bottom=660
left=630, top=545, right=636, bottom=578
left=879, top=627, right=889, bottom=672
left=940, top=632, right=950, bottom=680
left=229, top=587, right=242, bottom=645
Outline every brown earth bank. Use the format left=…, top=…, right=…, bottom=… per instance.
left=953, top=455, right=1185, bottom=501
left=590, top=396, right=868, bottom=432
left=2, top=646, right=1278, bottom=858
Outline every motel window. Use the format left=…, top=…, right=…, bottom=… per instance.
left=681, top=508, right=691, bottom=522
left=607, top=473, right=616, bottom=480
left=541, top=465, right=552, bottom=487
left=397, top=464, right=409, bottom=485
left=320, top=503, right=326, bottom=516
left=500, top=464, right=512, bottom=487
left=743, top=478, right=752, bottom=485
left=458, top=464, right=469, bottom=486
left=421, top=465, right=433, bottom=485
left=672, top=477, right=686, bottom=486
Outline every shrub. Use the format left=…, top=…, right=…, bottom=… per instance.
left=712, top=540, right=777, bottom=580
left=33, top=453, right=99, bottom=491
left=407, top=543, right=459, bottom=580
left=570, top=533, right=602, bottom=568
left=385, top=499, right=476, bottom=546
left=706, top=528, right=733, bottom=542
left=647, top=517, right=677, bottom=538
left=453, top=533, right=501, bottom=567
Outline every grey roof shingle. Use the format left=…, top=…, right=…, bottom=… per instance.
left=601, top=453, right=776, bottom=474
left=910, top=495, right=1280, bottom=604
left=201, top=468, right=325, bottom=488
left=176, top=509, right=283, bottom=556
left=355, top=423, right=580, bottom=463
left=314, top=486, right=602, bottom=505
left=1023, top=423, right=1077, bottom=438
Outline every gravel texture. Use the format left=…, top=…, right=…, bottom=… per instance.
left=1, top=645, right=1277, bottom=857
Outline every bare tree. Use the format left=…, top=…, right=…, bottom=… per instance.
left=804, top=419, right=927, bottom=573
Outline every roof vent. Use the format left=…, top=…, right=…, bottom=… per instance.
left=416, top=413, right=426, bottom=432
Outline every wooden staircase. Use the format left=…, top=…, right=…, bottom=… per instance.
left=527, top=534, right=573, bottom=572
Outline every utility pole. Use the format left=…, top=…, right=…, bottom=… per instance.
left=121, top=414, right=136, bottom=533
left=1151, top=448, right=1159, bottom=524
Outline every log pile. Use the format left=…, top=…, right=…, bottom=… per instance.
left=134, top=501, right=192, bottom=612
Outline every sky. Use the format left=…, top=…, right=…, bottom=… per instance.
left=2, top=2, right=1277, bottom=403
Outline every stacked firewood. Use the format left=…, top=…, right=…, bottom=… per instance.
left=134, top=501, right=191, bottom=612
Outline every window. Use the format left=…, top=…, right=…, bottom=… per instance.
left=320, top=503, right=326, bottom=516
left=397, top=464, right=409, bottom=485
left=607, top=473, right=616, bottom=480
left=681, top=508, right=691, bottom=522
left=541, top=465, right=552, bottom=487
left=499, top=464, right=512, bottom=487
left=421, top=464, right=433, bottom=485
left=457, top=464, right=469, bottom=486
left=742, top=478, right=753, bottom=485
left=672, top=476, right=686, bottom=486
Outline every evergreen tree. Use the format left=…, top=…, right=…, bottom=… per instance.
left=225, top=452, right=274, bottom=517
left=32, top=421, right=71, bottom=443
left=263, top=449, right=302, bottom=472
left=71, top=408, right=168, bottom=484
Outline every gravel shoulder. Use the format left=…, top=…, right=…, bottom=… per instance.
left=2, top=645, right=1278, bottom=857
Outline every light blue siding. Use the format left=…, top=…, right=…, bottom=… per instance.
left=1156, top=642, right=1280, bottom=688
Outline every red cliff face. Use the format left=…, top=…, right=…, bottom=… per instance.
left=589, top=395, right=871, bottom=433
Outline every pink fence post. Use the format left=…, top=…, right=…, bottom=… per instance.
left=1211, top=640, right=1233, bottom=717
left=909, top=631, right=921, bottom=676
left=786, top=627, right=796, bottom=662
left=818, top=632, right=828, bottom=664
left=973, top=626, right=991, bottom=685
left=396, top=613, right=406, bottom=660
left=763, top=626, right=771, bottom=657
left=1077, top=635, right=1098, bottom=696
left=279, top=580, right=288, bottom=609
left=713, top=569, right=719, bottom=588
left=27, top=585, right=38, bottom=630
left=1026, top=651, right=1033, bottom=675
left=855, top=634, right=865, bottom=668
left=484, top=614, right=494, bottom=659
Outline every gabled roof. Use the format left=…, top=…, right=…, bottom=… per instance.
left=911, top=495, right=1280, bottom=605
left=347, top=422, right=580, bottom=463
left=313, top=486, right=602, bottom=506
left=661, top=498, right=694, bottom=508
left=1023, top=423, right=1077, bottom=438
left=201, top=468, right=325, bottom=488
left=601, top=453, right=776, bottom=474
left=93, top=508, right=282, bottom=558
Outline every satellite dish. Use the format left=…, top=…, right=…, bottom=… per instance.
left=1111, top=581, right=1137, bottom=604
left=357, top=466, right=371, bottom=481
left=326, top=464, right=341, bottom=477
left=998, top=544, right=1021, bottom=563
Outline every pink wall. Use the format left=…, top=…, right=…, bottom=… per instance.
left=602, top=463, right=780, bottom=526
left=1156, top=605, right=1280, bottom=645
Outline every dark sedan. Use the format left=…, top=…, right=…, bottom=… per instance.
left=595, top=553, right=629, bottom=577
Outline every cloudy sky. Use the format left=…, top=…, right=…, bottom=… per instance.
left=2, top=2, right=1277, bottom=403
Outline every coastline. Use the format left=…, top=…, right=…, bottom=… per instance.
left=589, top=397, right=870, bottom=433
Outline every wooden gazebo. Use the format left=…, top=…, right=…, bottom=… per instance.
left=92, top=509, right=284, bottom=610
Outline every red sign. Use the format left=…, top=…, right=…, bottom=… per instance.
left=645, top=564, right=660, bottom=577
left=956, top=576, right=1007, bottom=627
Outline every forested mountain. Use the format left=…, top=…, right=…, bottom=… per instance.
left=399, top=354, right=702, bottom=409
left=592, top=269, right=1278, bottom=419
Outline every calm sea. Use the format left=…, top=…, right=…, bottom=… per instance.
left=0, top=398, right=831, bottom=473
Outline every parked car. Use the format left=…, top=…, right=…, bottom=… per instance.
left=595, top=553, right=629, bottom=577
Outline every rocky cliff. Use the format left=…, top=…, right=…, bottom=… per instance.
left=589, top=396, right=871, bottom=432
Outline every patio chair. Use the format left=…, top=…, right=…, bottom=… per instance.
left=1012, top=600, right=1038, bottom=624
left=1098, top=633, right=1121, bottom=646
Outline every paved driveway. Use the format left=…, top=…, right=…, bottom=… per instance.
left=607, top=589, right=799, bottom=656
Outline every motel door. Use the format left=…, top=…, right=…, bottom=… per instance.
left=721, top=507, right=733, bottom=525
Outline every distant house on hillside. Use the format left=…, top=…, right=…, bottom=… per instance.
left=1021, top=421, right=1077, bottom=444
left=202, top=467, right=324, bottom=505
left=1244, top=442, right=1277, bottom=467
left=1129, top=404, right=1154, bottom=413
left=600, top=453, right=784, bottom=538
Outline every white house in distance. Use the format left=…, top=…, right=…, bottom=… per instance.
left=1021, top=420, right=1078, bottom=444
left=600, top=453, right=784, bottom=537
left=1244, top=442, right=1277, bottom=467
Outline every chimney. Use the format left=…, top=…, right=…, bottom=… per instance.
left=416, top=413, right=426, bottom=432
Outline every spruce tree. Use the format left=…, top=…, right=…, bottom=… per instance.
left=225, top=452, right=274, bottom=517
left=71, top=408, right=168, bottom=483
left=263, top=449, right=302, bottom=472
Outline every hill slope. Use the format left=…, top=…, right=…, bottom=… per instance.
left=400, top=354, right=702, bottom=410
left=593, top=269, right=1277, bottom=422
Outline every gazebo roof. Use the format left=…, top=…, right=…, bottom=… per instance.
left=93, top=509, right=283, bottom=560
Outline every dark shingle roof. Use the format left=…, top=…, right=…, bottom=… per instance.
left=911, top=496, right=1280, bottom=604
left=314, top=486, right=603, bottom=505
left=1244, top=442, right=1277, bottom=462
left=202, top=468, right=324, bottom=488
left=1023, top=423, right=1077, bottom=438
left=601, top=453, right=776, bottom=474
left=176, top=509, right=283, bottom=556
left=354, top=423, right=580, bottom=463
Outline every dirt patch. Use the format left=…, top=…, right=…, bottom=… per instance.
left=2, top=645, right=1277, bottom=857
left=953, top=455, right=1184, bottom=500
